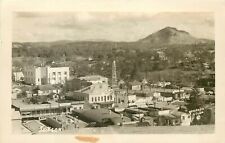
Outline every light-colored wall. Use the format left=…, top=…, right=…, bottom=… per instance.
left=180, top=113, right=191, bottom=126
left=13, top=72, right=24, bottom=81
left=47, top=67, right=70, bottom=84
left=23, top=66, right=70, bottom=85
left=88, top=91, right=115, bottom=103
left=132, top=85, right=141, bottom=90
left=23, top=66, right=36, bottom=85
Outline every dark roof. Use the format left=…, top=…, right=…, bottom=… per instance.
left=75, top=109, right=120, bottom=123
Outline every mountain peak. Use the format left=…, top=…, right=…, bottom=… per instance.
left=138, top=27, right=196, bottom=45
left=160, top=26, right=190, bottom=34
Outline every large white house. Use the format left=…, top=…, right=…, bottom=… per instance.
left=23, top=66, right=69, bottom=85
left=66, top=82, right=115, bottom=104
left=85, top=83, right=114, bottom=103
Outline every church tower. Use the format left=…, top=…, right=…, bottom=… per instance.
left=112, top=60, right=118, bottom=88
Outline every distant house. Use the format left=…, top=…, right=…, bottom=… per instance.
left=142, top=78, right=148, bottom=85
left=156, top=111, right=191, bottom=126
left=159, top=92, right=174, bottom=102
left=130, top=80, right=142, bottom=91
left=127, top=95, right=136, bottom=107
left=37, top=84, right=61, bottom=96
left=157, top=51, right=167, bottom=61
left=12, top=87, right=22, bottom=99
left=79, top=75, right=108, bottom=84
left=70, top=101, right=84, bottom=111
left=12, top=71, right=24, bottom=82
left=170, top=111, right=191, bottom=126
left=141, top=78, right=148, bottom=89
left=203, top=62, right=210, bottom=69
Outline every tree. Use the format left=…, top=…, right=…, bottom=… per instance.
left=17, top=91, right=27, bottom=99
left=187, top=90, right=205, bottom=110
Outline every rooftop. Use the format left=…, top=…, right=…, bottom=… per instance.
left=12, top=99, right=71, bottom=112
left=73, top=109, right=121, bottom=123
left=79, top=75, right=107, bottom=81
left=130, top=80, right=142, bottom=86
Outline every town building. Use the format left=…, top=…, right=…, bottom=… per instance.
left=12, top=71, right=24, bottom=82
left=23, top=66, right=69, bottom=85
left=130, top=80, right=142, bottom=91
left=37, top=84, right=61, bottom=96
left=79, top=75, right=108, bottom=84
left=12, top=100, right=71, bottom=119
left=65, top=82, right=115, bottom=104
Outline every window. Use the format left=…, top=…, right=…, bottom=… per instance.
left=92, top=97, right=94, bottom=102
left=104, top=96, right=106, bottom=101
left=110, top=96, right=112, bottom=100
left=98, top=97, right=100, bottom=101
left=58, top=72, right=61, bottom=75
left=101, top=97, right=103, bottom=101
left=64, top=71, right=67, bottom=75
left=95, top=97, right=97, bottom=102
left=53, top=72, right=56, bottom=76
left=107, top=96, right=109, bottom=100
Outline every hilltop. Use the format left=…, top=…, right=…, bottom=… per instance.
left=138, top=27, right=213, bottom=45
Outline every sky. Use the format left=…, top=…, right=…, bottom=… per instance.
left=13, top=12, right=214, bottom=42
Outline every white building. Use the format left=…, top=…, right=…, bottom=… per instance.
left=79, top=75, right=108, bottom=84
left=46, top=66, right=69, bottom=85
left=67, top=82, right=115, bottom=104
left=84, top=83, right=114, bottom=103
left=23, top=66, right=42, bottom=85
left=171, top=111, right=191, bottom=126
left=12, top=71, right=24, bottom=82
left=23, top=66, right=69, bottom=85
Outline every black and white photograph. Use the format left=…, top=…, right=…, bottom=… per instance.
left=11, top=12, right=215, bottom=134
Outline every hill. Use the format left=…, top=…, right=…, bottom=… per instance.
left=12, top=26, right=214, bottom=50
left=138, top=27, right=212, bottom=45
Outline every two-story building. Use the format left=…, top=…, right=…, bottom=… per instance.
left=23, top=66, right=70, bottom=85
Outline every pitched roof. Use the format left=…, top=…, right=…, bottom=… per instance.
left=75, top=109, right=120, bottom=123
left=130, top=80, right=142, bottom=86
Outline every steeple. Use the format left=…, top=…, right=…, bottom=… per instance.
left=112, top=60, right=118, bottom=88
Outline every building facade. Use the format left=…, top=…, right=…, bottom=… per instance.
left=85, top=83, right=115, bottom=104
left=12, top=71, right=24, bottom=82
left=23, top=66, right=69, bottom=85
left=66, top=82, right=115, bottom=104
